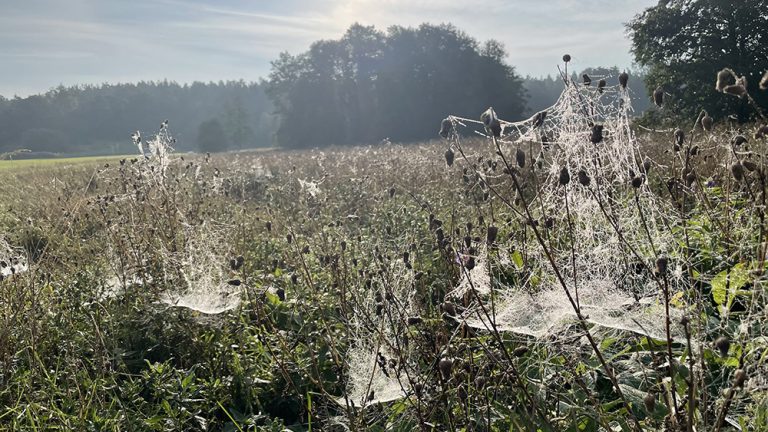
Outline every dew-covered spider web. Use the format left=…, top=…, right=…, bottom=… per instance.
left=443, top=71, right=689, bottom=341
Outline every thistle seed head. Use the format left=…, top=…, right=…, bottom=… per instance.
left=487, top=225, right=498, bottom=244
left=653, top=86, right=664, bottom=107
left=716, top=68, right=732, bottom=91
left=655, top=257, right=668, bottom=275
left=577, top=169, right=591, bottom=187
left=732, top=162, right=745, bottom=182
left=439, top=357, right=453, bottom=380
left=590, top=124, right=604, bottom=144
left=643, top=393, right=656, bottom=412
left=701, top=114, right=714, bottom=132
left=732, top=135, right=748, bottom=146
left=733, top=369, right=747, bottom=387
left=723, top=84, right=747, bottom=98
left=619, top=71, right=629, bottom=89
left=562, top=54, right=571, bottom=63
left=715, top=336, right=731, bottom=357
left=559, top=166, right=570, bottom=185
left=439, top=118, right=453, bottom=138
left=515, top=148, right=526, bottom=168
left=445, top=148, right=455, bottom=167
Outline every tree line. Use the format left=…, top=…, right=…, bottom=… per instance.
left=0, top=80, right=276, bottom=157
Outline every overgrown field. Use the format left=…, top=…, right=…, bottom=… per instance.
left=1, top=79, right=768, bottom=431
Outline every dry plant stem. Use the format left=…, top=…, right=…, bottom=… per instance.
left=714, top=384, right=739, bottom=432
left=563, top=190, right=579, bottom=309
left=491, top=136, right=643, bottom=432
left=683, top=319, right=695, bottom=432
left=461, top=265, right=551, bottom=426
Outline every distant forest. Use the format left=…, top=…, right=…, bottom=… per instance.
left=0, top=24, right=652, bottom=156
left=0, top=81, right=276, bottom=157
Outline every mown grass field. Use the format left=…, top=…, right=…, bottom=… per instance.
left=0, top=120, right=766, bottom=432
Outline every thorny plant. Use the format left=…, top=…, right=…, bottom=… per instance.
left=0, top=61, right=766, bottom=431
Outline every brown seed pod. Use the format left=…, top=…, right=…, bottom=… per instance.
left=674, top=128, right=685, bottom=146
left=732, top=135, right=748, bottom=146
left=227, top=279, right=242, bottom=286
left=689, top=145, right=699, bottom=156
left=723, top=84, right=747, bottom=98
left=733, top=369, right=747, bottom=387
left=731, top=162, right=744, bottom=181
left=515, top=148, right=526, bottom=168
left=642, top=157, right=652, bottom=173
left=562, top=54, right=571, bottom=63
left=715, top=336, right=731, bottom=357
left=513, top=346, right=529, bottom=357
left=481, top=108, right=502, bottom=137
left=597, top=79, right=606, bottom=93
left=577, top=169, right=591, bottom=187
left=632, top=176, right=644, bottom=188
left=439, top=357, right=453, bottom=380
left=590, top=125, right=604, bottom=144
left=743, top=160, right=757, bottom=172
left=445, top=148, right=455, bottom=167
left=439, top=118, right=453, bottom=138
left=701, top=114, right=714, bottom=131
left=582, top=74, right=591, bottom=86
left=644, top=393, right=656, bottom=412
left=407, top=316, right=423, bottom=325
left=619, top=71, right=629, bottom=89
left=487, top=225, right=498, bottom=244
left=653, top=87, right=664, bottom=107
left=559, top=166, right=571, bottom=185
left=761, top=71, right=768, bottom=90
left=716, top=68, right=732, bottom=91
left=276, top=287, right=285, bottom=301
left=685, top=171, right=697, bottom=188
left=732, top=162, right=745, bottom=182
left=755, top=125, right=768, bottom=139
left=655, top=257, right=668, bottom=276
left=441, top=301, right=457, bottom=316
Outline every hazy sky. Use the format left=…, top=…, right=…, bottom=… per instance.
left=0, top=0, right=657, bottom=97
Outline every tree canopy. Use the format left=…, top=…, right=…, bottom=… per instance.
left=628, top=0, right=768, bottom=122
left=266, top=23, right=527, bottom=148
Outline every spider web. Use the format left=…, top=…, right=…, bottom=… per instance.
left=445, top=71, right=688, bottom=341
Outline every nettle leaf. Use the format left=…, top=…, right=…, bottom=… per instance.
left=711, top=262, right=751, bottom=308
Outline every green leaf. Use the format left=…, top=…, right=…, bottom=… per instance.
left=711, top=262, right=751, bottom=308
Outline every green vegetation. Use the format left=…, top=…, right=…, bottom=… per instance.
left=629, top=0, right=768, bottom=123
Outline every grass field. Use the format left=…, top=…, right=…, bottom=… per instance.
left=0, top=120, right=766, bottom=431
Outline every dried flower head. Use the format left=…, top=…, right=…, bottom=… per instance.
left=481, top=108, right=502, bottom=137
left=674, top=128, right=685, bottom=146
left=701, top=114, right=714, bottom=131
left=715, top=336, right=731, bottom=357
left=653, top=87, right=664, bottom=107
left=732, top=162, right=745, bottom=182
left=723, top=83, right=747, bottom=98
left=582, top=74, right=591, bottom=86
left=597, top=79, right=606, bottom=93
left=716, top=68, right=732, bottom=91
left=559, top=166, right=570, bottom=185
left=562, top=54, right=571, bottom=63
left=515, top=148, right=526, bottom=168
left=445, top=148, right=455, bottom=167
left=619, top=71, right=629, bottom=89
left=577, top=169, right=591, bottom=187
left=439, top=118, right=453, bottom=138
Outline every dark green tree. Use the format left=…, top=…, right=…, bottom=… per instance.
left=628, top=0, right=768, bottom=123
left=266, top=23, right=527, bottom=148
left=197, top=118, right=229, bottom=153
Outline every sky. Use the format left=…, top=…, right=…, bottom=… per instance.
left=0, top=0, right=657, bottom=98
